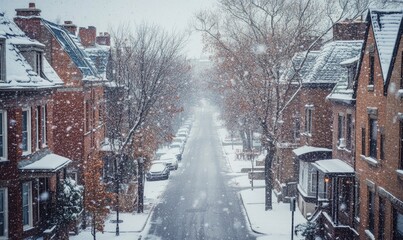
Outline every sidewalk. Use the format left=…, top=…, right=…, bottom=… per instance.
left=215, top=113, right=306, bottom=240
left=71, top=177, right=169, bottom=240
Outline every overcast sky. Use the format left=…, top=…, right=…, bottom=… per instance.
left=0, top=0, right=216, bottom=59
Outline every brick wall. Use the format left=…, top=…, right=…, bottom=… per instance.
left=79, top=26, right=96, bottom=47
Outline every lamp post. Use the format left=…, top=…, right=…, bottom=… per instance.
left=290, top=197, right=296, bottom=240
left=115, top=156, right=120, bottom=236
left=137, top=157, right=144, bottom=213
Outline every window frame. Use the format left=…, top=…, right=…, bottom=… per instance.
left=22, top=108, right=32, bottom=155
left=34, top=51, right=43, bottom=77
left=0, top=39, right=5, bottom=82
left=0, top=188, right=8, bottom=239
left=0, top=111, right=7, bottom=161
left=369, top=54, right=375, bottom=85
left=361, top=127, right=366, bottom=156
left=378, top=197, right=385, bottom=240
left=346, top=114, right=352, bottom=150
left=338, top=114, right=345, bottom=147
left=394, top=208, right=403, bottom=239
left=22, top=182, right=33, bottom=230
left=41, top=105, right=47, bottom=147
left=305, top=107, right=313, bottom=134
left=368, top=188, right=375, bottom=233
left=369, top=118, right=378, bottom=159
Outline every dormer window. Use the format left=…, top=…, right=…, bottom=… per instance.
left=347, top=64, right=356, bottom=89
left=34, top=51, right=43, bottom=76
left=0, top=39, right=5, bottom=82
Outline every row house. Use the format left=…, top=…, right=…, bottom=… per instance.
left=13, top=3, right=107, bottom=184
left=354, top=9, right=403, bottom=240
left=0, top=12, right=72, bottom=239
left=313, top=56, right=359, bottom=239
left=274, top=21, right=366, bottom=211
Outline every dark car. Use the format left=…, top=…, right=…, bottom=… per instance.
left=146, top=162, right=170, bottom=181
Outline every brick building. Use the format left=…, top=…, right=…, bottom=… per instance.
left=0, top=12, right=72, bottom=239
left=313, top=56, right=360, bottom=239
left=354, top=9, right=403, bottom=239
left=285, top=39, right=362, bottom=218
left=13, top=3, right=107, bottom=184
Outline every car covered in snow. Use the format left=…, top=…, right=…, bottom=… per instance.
left=169, top=142, right=184, bottom=160
left=146, top=162, right=170, bottom=181
left=157, top=153, right=179, bottom=170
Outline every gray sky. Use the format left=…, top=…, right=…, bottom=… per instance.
left=0, top=0, right=216, bottom=59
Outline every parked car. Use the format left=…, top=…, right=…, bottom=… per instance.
left=173, top=136, right=186, bottom=145
left=155, top=146, right=169, bottom=159
left=158, top=153, right=179, bottom=170
left=170, top=142, right=184, bottom=159
left=146, top=162, right=170, bottom=181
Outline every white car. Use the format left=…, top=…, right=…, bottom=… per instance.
left=146, top=162, right=170, bottom=181
left=158, top=153, right=179, bottom=170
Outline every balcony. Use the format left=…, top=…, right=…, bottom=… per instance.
left=319, top=212, right=358, bottom=240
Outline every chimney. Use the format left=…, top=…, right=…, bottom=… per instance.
left=333, top=19, right=366, bottom=41
left=79, top=26, right=96, bottom=47
left=63, top=20, right=77, bottom=35
left=96, top=32, right=110, bottom=46
left=14, top=3, right=42, bottom=39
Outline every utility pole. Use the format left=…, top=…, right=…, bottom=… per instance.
left=115, top=156, right=120, bottom=236
left=290, top=197, right=296, bottom=240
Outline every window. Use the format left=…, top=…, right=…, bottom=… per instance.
left=354, top=179, right=360, bottom=219
left=394, top=208, right=403, bottom=239
left=369, top=54, right=374, bottom=85
left=361, top=128, right=366, bottom=156
left=22, top=109, right=31, bottom=155
left=34, top=51, right=43, bottom=76
left=0, top=39, right=5, bottom=82
left=401, top=52, right=403, bottom=89
left=338, top=114, right=345, bottom=147
left=35, top=107, right=39, bottom=150
left=400, top=121, right=403, bottom=169
left=340, top=178, right=351, bottom=212
left=0, top=111, right=6, bottom=161
left=294, top=118, right=300, bottom=140
left=368, top=189, right=375, bottom=233
left=41, top=105, right=47, bottom=147
left=378, top=197, right=385, bottom=240
left=22, top=182, right=32, bottom=229
left=380, top=133, right=385, bottom=160
left=305, top=107, right=313, bottom=134
left=346, top=114, right=352, bottom=149
left=369, top=119, right=378, bottom=158
left=347, top=65, right=356, bottom=89
left=0, top=188, right=7, bottom=238
left=310, top=173, right=317, bottom=193
left=85, top=100, right=90, bottom=132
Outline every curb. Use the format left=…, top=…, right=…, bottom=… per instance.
left=238, top=191, right=265, bottom=235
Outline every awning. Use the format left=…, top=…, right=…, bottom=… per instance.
left=312, top=159, right=354, bottom=176
left=19, top=153, right=71, bottom=173
left=293, top=145, right=332, bottom=162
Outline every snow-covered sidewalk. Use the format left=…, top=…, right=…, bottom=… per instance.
left=71, top=176, right=169, bottom=240
left=215, top=112, right=307, bottom=240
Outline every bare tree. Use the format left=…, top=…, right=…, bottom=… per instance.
left=195, top=0, right=372, bottom=210
left=104, top=23, right=189, bottom=234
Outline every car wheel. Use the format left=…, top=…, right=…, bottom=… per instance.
left=175, top=165, right=178, bottom=170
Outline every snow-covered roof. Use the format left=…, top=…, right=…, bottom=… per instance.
left=19, top=151, right=71, bottom=173
left=326, top=80, right=355, bottom=103
left=292, top=145, right=332, bottom=157
left=84, top=44, right=110, bottom=79
left=42, top=19, right=101, bottom=80
left=0, top=12, right=62, bottom=89
left=312, top=159, right=354, bottom=175
left=369, top=9, right=403, bottom=82
left=282, top=51, right=320, bottom=83
left=305, top=41, right=363, bottom=84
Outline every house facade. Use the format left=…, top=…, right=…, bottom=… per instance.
left=354, top=9, right=403, bottom=240
left=13, top=3, right=107, bottom=184
left=0, top=12, right=71, bottom=239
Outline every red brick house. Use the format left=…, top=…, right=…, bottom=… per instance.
left=13, top=3, right=107, bottom=184
left=0, top=12, right=72, bottom=239
left=354, top=9, right=403, bottom=239
left=312, top=56, right=360, bottom=239
left=283, top=39, right=363, bottom=218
